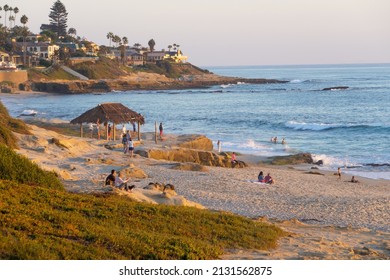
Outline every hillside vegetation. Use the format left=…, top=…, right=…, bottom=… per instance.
left=0, top=101, right=285, bottom=259
left=0, top=102, right=30, bottom=149
left=27, top=58, right=210, bottom=81
left=28, top=66, right=79, bottom=81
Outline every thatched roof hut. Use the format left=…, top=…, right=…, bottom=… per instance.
left=70, top=103, right=145, bottom=140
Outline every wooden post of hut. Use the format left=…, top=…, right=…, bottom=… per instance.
left=106, top=123, right=109, bottom=141
left=138, top=121, right=141, bottom=141
left=113, top=122, right=116, bottom=141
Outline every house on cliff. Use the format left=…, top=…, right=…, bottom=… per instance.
left=164, top=49, right=188, bottom=63
left=16, top=42, right=59, bottom=60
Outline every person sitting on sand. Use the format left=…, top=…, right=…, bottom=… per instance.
left=264, top=173, right=274, bottom=184
left=350, top=176, right=359, bottom=183
left=231, top=152, right=238, bottom=167
left=105, top=169, right=116, bottom=186
left=258, top=171, right=265, bottom=182
left=115, top=171, right=134, bottom=192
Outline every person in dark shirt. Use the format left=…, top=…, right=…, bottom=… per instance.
left=105, top=169, right=116, bottom=186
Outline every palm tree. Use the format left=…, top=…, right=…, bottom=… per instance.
left=133, top=43, right=141, bottom=49
left=3, top=5, right=9, bottom=30
left=106, top=32, right=114, bottom=47
left=20, top=14, right=28, bottom=66
left=68, top=27, right=77, bottom=37
left=13, top=7, right=19, bottom=26
left=148, top=39, right=156, bottom=52
left=9, top=15, right=14, bottom=29
left=168, top=45, right=172, bottom=52
left=113, top=35, right=121, bottom=47
left=122, top=36, right=128, bottom=64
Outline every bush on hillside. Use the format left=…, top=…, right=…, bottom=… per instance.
left=0, top=145, right=63, bottom=190
left=0, top=102, right=30, bottom=148
left=0, top=180, right=284, bottom=259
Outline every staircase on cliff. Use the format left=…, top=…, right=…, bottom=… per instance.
left=60, top=65, right=89, bottom=80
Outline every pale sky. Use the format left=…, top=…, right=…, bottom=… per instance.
left=3, top=0, right=390, bottom=66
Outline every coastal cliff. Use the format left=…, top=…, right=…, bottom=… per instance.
left=23, top=61, right=286, bottom=94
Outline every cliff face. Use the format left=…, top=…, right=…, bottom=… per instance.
left=27, top=75, right=285, bottom=94
left=24, top=62, right=286, bottom=94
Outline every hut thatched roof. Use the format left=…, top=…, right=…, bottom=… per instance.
left=70, top=103, right=145, bottom=125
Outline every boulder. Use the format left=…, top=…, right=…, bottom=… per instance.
left=136, top=147, right=228, bottom=167
left=120, top=166, right=148, bottom=179
left=177, top=135, right=213, bottom=151
left=270, top=153, right=313, bottom=165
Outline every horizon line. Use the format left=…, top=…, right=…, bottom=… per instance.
left=201, top=62, right=390, bottom=68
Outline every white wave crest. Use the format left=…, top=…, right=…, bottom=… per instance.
left=285, top=121, right=341, bottom=131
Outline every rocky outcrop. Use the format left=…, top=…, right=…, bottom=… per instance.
left=269, top=153, right=313, bottom=165
left=322, top=86, right=349, bottom=91
left=136, top=147, right=236, bottom=167
left=177, top=135, right=213, bottom=151
left=120, top=164, right=148, bottom=179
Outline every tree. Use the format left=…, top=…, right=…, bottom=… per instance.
left=3, top=5, right=9, bottom=29
left=68, top=27, right=76, bottom=36
left=121, top=36, right=128, bottom=64
left=106, top=32, right=114, bottom=47
left=49, top=0, right=68, bottom=37
left=113, top=35, right=121, bottom=47
left=168, top=45, right=172, bottom=52
left=133, top=43, right=141, bottom=49
left=13, top=7, right=19, bottom=26
left=20, top=15, right=28, bottom=66
left=148, top=39, right=155, bottom=52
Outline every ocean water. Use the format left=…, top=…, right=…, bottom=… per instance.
left=1, top=64, right=389, bottom=180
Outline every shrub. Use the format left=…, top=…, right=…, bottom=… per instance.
left=0, top=145, right=63, bottom=190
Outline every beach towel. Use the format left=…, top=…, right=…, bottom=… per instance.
left=246, top=180, right=267, bottom=185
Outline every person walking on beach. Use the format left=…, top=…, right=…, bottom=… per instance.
left=159, top=122, right=164, bottom=140
left=128, top=137, right=134, bottom=158
left=217, top=140, right=222, bottom=153
left=122, top=124, right=126, bottom=135
left=337, top=167, right=341, bottom=180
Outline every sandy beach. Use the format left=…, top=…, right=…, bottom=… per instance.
left=13, top=123, right=390, bottom=260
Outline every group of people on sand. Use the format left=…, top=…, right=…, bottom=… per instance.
left=105, top=169, right=135, bottom=192
left=121, top=127, right=134, bottom=157
left=258, top=171, right=275, bottom=184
